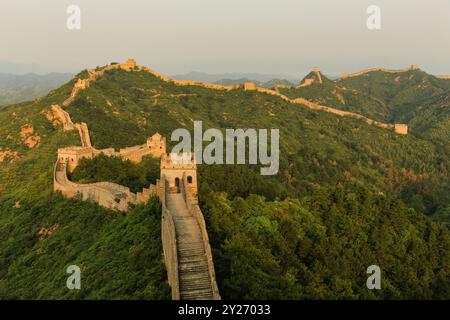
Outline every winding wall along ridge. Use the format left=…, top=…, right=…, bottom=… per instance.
left=60, top=59, right=408, bottom=134
left=338, top=65, right=420, bottom=79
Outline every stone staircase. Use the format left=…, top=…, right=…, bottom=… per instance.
left=166, top=193, right=214, bottom=300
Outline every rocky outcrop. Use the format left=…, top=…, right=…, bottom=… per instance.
left=0, top=149, right=18, bottom=163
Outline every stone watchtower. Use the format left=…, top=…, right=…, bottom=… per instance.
left=57, top=146, right=94, bottom=172
left=243, top=82, right=257, bottom=91
left=394, top=124, right=408, bottom=135
left=122, top=59, right=137, bottom=70
left=160, top=152, right=198, bottom=194
left=147, top=133, right=167, bottom=158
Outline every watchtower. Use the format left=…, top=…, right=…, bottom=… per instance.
left=160, top=153, right=197, bottom=194
left=57, top=146, right=94, bottom=172
left=147, top=132, right=167, bottom=157
left=394, top=124, right=408, bottom=135
left=122, top=59, right=137, bottom=70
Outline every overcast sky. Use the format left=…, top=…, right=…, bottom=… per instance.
left=1, top=0, right=450, bottom=77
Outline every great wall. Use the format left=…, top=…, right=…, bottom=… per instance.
left=338, top=65, right=420, bottom=79
left=48, top=59, right=430, bottom=299
left=59, top=59, right=409, bottom=134
left=52, top=60, right=222, bottom=299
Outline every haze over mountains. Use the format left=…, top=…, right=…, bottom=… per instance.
left=0, top=72, right=73, bottom=105
left=171, top=71, right=300, bottom=83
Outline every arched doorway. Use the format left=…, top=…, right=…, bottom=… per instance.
left=175, top=177, right=180, bottom=193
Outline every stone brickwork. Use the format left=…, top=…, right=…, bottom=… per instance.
left=54, top=159, right=155, bottom=212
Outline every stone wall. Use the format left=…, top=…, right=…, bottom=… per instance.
left=159, top=176, right=180, bottom=300
left=181, top=174, right=220, bottom=300
left=51, top=105, right=74, bottom=130
left=53, top=159, right=156, bottom=212
left=339, top=65, right=419, bottom=79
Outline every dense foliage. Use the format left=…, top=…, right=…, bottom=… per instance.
left=70, top=155, right=160, bottom=193
left=0, top=195, right=170, bottom=299
left=200, top=185, right=450, bottom=299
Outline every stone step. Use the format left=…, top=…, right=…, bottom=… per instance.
left=177, top=238, right=202, bottom=244
left=181, top=289, right=214, bottom=300
left=179, top=264, right=209, bottom=273
left=178, top=248, right=206, bottom=255
left=180, top=279, right=212, bottom=289
left=179, top=256, right=208, bottom=264
left=180, top=272, right=211, bottom=282
left=176, top=235, right=203, bottom=242
left=180, top=283, right=213, bottom=292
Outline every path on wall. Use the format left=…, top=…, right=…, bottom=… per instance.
left=166, top=193, right=215, bottom=300
left=75, top=123, right=92, bottom=148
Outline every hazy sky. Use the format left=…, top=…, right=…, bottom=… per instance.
left=1, top=0, right=450, bottom=77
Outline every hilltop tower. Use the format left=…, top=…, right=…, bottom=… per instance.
left=122, top=58, right=137, bottom=70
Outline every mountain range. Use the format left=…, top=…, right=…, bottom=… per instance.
left=0, top=73, right=73, bottom=105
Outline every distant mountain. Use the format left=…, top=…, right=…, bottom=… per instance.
left=0, top=73, right=73, bottom=105
left=213, top=78, right=294, bottom=88
left=171, top=71, right=299, bottom=83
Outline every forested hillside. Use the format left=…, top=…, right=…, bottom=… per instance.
left=0, top=64, right=448, bottom=299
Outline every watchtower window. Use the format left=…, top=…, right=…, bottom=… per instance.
left=187, top=176, right=193, bottom=184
